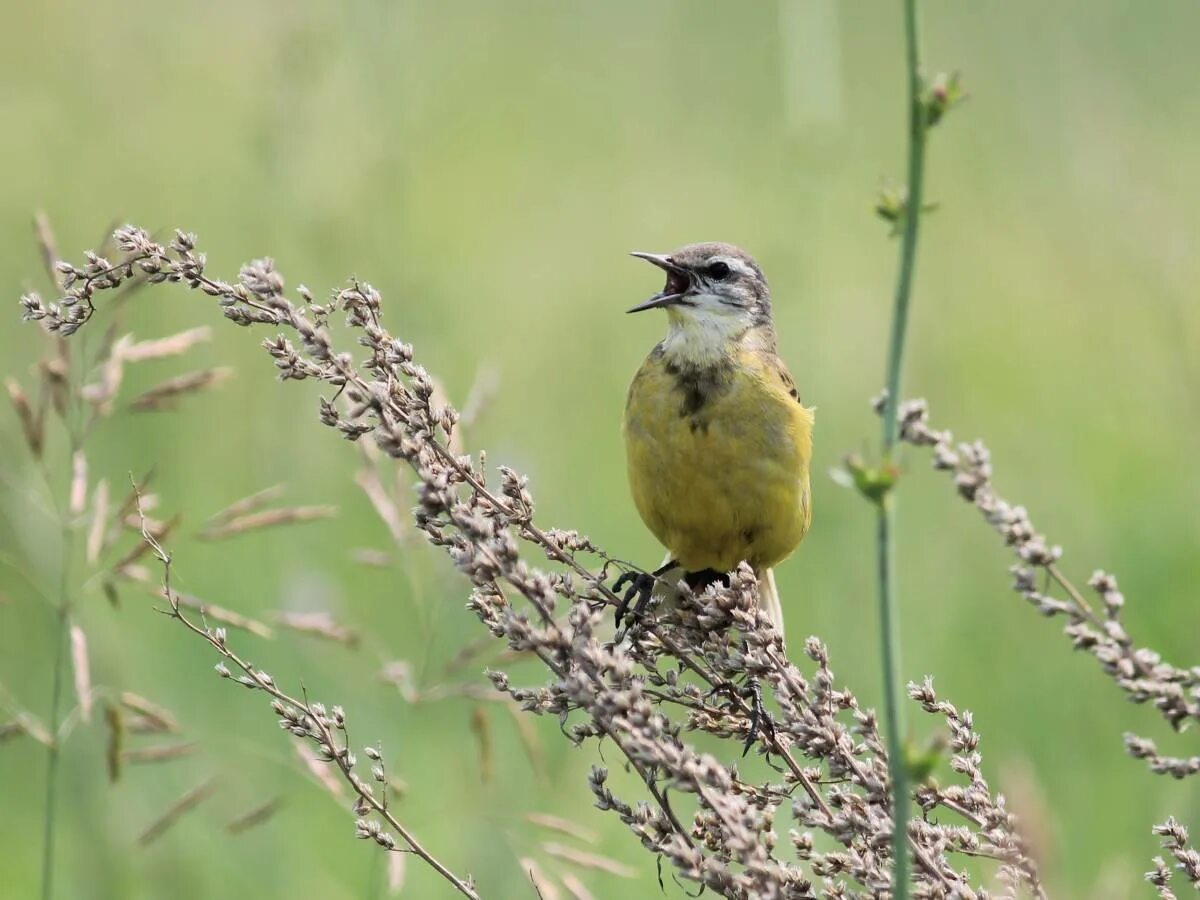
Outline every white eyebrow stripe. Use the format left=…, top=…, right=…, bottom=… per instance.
left=717, top=256, right=756, bottom=278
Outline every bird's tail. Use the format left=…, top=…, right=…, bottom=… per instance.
left=756, top=567, right=786, bottom=643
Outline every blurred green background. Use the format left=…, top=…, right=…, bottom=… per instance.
left=2, top=1, right=1199, bottom=897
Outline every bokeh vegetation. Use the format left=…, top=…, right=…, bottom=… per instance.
left=2, top=2, right=1198, bottom=897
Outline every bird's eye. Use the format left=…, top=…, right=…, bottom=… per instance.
left=705, top=261, right=731, bottom=280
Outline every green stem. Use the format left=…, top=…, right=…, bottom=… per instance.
left=41, top=332, right=86, bottom=900
left=876, top=500, right=908, bottom=897
left=878, top=0, right=926, bottom=897
left=40, top=525, right=74, bottom=900
left=882, top=0, right=927, bottom=453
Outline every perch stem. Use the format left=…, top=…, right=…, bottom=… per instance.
left=877, top=0, right=928, bottom=897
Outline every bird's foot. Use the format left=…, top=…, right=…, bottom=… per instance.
left=742, top=677, right=776, bottom=754
left=612, top=560, right=677, bottom=632
left=611, top=571, right=653, bottom=631
left=706, top=676, right=775, bottom=756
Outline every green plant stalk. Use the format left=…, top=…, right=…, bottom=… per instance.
left=41, top=336, right=86, bottom=900
left=40, top=524, right=74, bottom=900
left=882, top=0, right=926, bottom=454
left=876, top=502, right=907, bottom=896
left=879, top=0, right=927, bottom=897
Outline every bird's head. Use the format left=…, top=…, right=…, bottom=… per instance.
left=628, top=243, right=771, bottom=331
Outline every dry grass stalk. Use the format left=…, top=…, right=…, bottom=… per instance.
left=558, top=871, right=596, bottom=900
left=506, top=705, right=546, bottom=782
left=80, top=336, right=126, bottom=416
left=410, top=682, right=504, bottom=704
left=136, top=775, right=220, bottom=847
left=271, top=610, right=359, bottom=647
left=120, top=327, right=211, bottom=362
left=525, top=813, right=597, bottom=845
left=459, top=364, right=500, bottom=432
left=68, top=623, right=91, bottom=723
left=540, top=843, right=636, bottom=879
left=122, top=741, right=198, bottom=764
left=118, top=692, right=180, bottom=734
left=104, top=703, right=124, bottom=782
left=442, top=633, right=502, bottom=676
left=39, top=355, right=68, bottom=417
left=469, top=706, right=494, bottom=783
left=294, top=740, right=345, bottom=798
left=68, top=451, right=88, bottom=517
left=355, top=454, right=409, bottom=545
left=377, top=661, right=418, bottom=703
left=86, top=479, right=109, bottom=564
left=386, top=774, right=409, bottom=800
left=387, top=849, right=407, bottom=894
left=33, top=211, right=61, bottom=288
left=225, top=796, right=284, bottom=834
left=289, top=739, right=343, bottom=796
left=5, top=377, right=44, bottom=457
left=204, top=484, right=285, bottom=526
left=0, top=711, right=54, bottom=747
left=125, top=716, right=178, bottom=735
left=999, top=759, right=1054, bottom=880
left=128, top=367, right=232, bottom=411
left=350, top=548, right=394, bottom=567
left=197, top=505, right=336, bottom=541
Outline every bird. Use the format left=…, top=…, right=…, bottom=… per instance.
left=620, top=242, right=813, bottom=640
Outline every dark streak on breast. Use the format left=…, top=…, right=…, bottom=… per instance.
left=666, top=359, right=733, bottom=422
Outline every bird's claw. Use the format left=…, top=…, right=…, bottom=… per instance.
left=706, top=676, right=775, bottom=756
left=612, top=571, right=655, bottom=632
left=741, top=677, right=776, bottom=755
left=612, top=560, right=677, bottom=632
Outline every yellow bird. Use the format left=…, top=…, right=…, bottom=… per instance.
left=621, top=243, right=813, bottom=638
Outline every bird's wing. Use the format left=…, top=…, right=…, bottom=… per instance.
left=771, top=357, right=805, bottom=406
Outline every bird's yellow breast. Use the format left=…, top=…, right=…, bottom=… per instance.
left=622, top=344, right=813, bottom=573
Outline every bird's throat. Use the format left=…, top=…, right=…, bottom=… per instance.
left=661, top=309, right=749, bottom=369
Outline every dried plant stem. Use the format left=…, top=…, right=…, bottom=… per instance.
left=877, top=1, right=928, bottom=897
left=894, top=396, right=1200, bottom=745
left=1046, top=564, right=1098, bottom=621
left=131, top=486, right=480, bottom=900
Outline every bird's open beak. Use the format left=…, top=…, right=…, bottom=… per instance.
left=628, top=252, right=690, bottom=313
